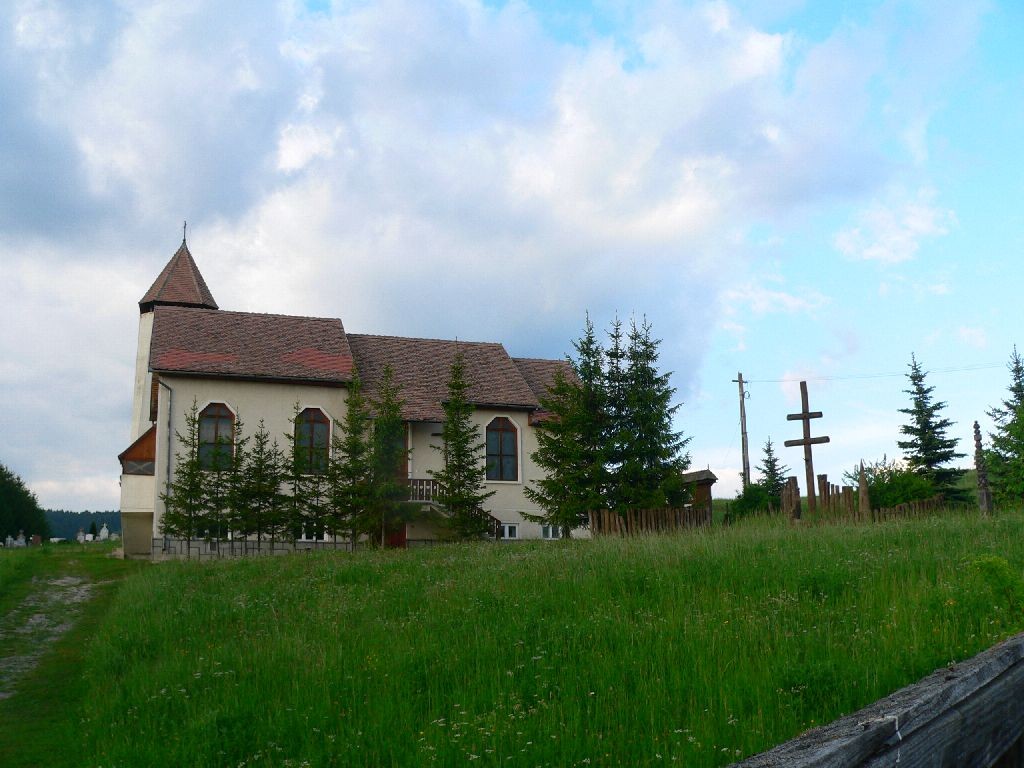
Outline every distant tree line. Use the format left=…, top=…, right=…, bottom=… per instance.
left=526, top=315, right=691, bottom=536
left=45, top=510, right=120, bottom=539
left=0, top=463, right=51, bottom=540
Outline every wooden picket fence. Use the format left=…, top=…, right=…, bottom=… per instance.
left=589, top=504, right=712, bottom=536
left=875, top=494, right=947, bottom=521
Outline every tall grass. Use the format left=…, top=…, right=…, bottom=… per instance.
left=80, top=512, right=1024, bottom=767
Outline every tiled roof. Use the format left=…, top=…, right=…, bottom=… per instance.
left=150, top=307, right=354, bottom=384
left=512, top=357, right=577, bottom=401
left=139, top=241, right=219, bottom=311
left=347, top=334, right=541, bottom=422
left=512, top=357, right=577, bottom=425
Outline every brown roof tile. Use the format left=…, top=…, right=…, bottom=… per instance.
left=150, top=307, right=353, bottom=384
left=139, top=241, right=219, bottom=311
left=348, top=334, right=541, bottom=422
left=512, top=357, right=577, bottom=401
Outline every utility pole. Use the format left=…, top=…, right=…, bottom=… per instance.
left=733, top=373, right=751, bottom=489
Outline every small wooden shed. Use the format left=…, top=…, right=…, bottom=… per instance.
left=681, top=468, right=718, bottom=509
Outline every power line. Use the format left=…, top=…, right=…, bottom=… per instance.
left=745, top=362, right=1004, bottom=384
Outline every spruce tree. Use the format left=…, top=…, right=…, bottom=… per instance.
left=603, top=315, right=629, bottom=510
left=160, top=399, right=207, bottom=556
left=615, top=317, right=691, bottom=509
left=328, top=371, right=374, bottom=544
left=986, top=346, right=1024, bottom=507
left=431, top=351, right=495, bottom=539
left=235, top=419, right=285, bottom=545
left=283, top=403, right=309, bottom=542
left=367, top=365, right=408, bottom=546
left=205, top=412, right=247, bottom=544
left=756, top=438, right=789, bottom=508
left=525, top=316, right=608, bottom=537
left=897, top=354, right=967, bottom=503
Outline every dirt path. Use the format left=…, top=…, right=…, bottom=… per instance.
left=0, top=575, right=95, bottom=700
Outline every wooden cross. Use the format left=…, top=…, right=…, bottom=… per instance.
left=783, top=381, right=830, bottom=518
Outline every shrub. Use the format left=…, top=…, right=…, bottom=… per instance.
left=844, top=455, right=934, bottom=510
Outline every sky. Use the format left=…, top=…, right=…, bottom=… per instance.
left=1, top=0, right=1022, bottom=510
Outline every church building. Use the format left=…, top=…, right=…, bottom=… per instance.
left=118, top=239, right=574, bottom=558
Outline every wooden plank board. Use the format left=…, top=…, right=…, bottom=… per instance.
left=734, top=632, right=1024, bottom=768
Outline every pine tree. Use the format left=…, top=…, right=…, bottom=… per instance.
left=525, top=316, right=608, bottom=537
left=160, top=399, right=207, bottom=556
left=328, top=371, right=374, bottom=544
left=615, top=317, right=691, bottom=509
left=234, top=419, right=285, bottom=544
left=897, top=354, right=966, bottom=502
left=756, top=438, right=789, bottom=508
left=986, top=346, right=1024, bottom=508
left=367, top=365, right=408, bottom=546
left=431, top=351, right=496, bottom=539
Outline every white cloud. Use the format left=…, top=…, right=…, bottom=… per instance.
left=958, top=326, right=988, bottom=349
left=834, top=188, right=956, bottom=264
left=723, top=281, right=829, bottom=316
left=0, top=0, right=989, bottom=508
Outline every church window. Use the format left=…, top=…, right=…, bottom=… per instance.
left=486, top=417, right=518, bottom=481
left=199, top=403, right=235, bottom=470
left=295, top=408, right=330, bottom=474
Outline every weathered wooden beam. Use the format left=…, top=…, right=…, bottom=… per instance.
left=733, top=632, right=1024, bottom=768
left=787, top=411, right=824, bottom=421
left=785, top=437, right=831, bottom=447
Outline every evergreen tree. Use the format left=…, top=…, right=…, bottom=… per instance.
left=603, top=315, right=629, bottom=509
left=328, top=371, right=374, bottom=544
left=205, top=412, right=247, bottom=543
left=0, top=463, right=50, bottom=539
left=234, top=419, right=285, bottom=544
left=525, top=317, right=608, bottom=537
left=756, top=438, right=789, bottom=508
left=897, top=354, right=966, bottom=502
left=367, top=366, right=408, bottom=546
left=160, top=399, right=207, bottom=556
left=615, top=317, right=691, bottom=509
left=986, top=346, right=1024, bottom=507
left=431, top=351, right=495, bottom=539
left=88, top=521, right=98, bottom=537
left=284, top=403, right=331, bottom=542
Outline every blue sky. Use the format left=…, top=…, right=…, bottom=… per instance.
left=0, top=0, right=1021, bottom=509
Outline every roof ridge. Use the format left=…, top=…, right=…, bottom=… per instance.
left=348, top=332, right=503, bottom=347
left=512, top=356, right=570, bottom=364
left=158, top=306, right=343, bottom=323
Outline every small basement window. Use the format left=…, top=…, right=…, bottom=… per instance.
left=541, top=524, right=562, bottom=540
left=500, top=523, right=518, bottom=540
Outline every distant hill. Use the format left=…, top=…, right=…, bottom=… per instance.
left=45, top=510, right=120, bottom=540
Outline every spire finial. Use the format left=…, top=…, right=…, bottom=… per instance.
left=182, top=220, right=187, bottom=245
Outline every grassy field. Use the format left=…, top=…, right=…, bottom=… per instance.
left=25, top=510, right=1013, bottom=767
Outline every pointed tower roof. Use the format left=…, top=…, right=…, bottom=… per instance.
left=139, top=239, right=219, bottom=313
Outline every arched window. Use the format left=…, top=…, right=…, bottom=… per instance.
left=295, top=408, right=330, bottom=474
left=486, top=417, right=518, bottom=481
left=199, top=403, right=234, bottom=470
